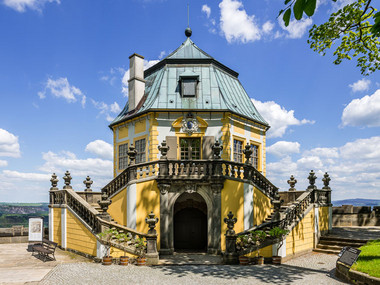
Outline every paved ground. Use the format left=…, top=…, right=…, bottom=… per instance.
left=328, top=226, right=380, bottom=240
left=40, top=252, right=347, bottom=285
left=3, top=226, right=378, bottom=285
left=0, top=243, right=89, bottom=285
left=159, top=252, right=222, bottom=265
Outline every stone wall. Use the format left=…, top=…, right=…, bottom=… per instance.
left=0, top=226, right=48, bottom=243
left=332, top=205, right=380, bottom=227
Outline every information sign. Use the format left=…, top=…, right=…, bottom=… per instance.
left=28, top=217, right=43, bottom=242
left=337, top=247, right=361, bottom=267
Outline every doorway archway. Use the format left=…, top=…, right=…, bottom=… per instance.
left=173, top=192, right=207, bottom=251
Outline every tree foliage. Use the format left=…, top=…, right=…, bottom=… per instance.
left=279, top=0, right=380, bottom=75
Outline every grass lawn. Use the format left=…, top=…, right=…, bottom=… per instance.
left=351, top=240, right=380, bottom=278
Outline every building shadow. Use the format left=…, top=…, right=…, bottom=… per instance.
left=151, top=263, right=347, bottom=284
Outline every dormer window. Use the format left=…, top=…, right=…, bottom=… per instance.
left=179, top=71, right=199, bottom=98
left=182, top=78, right=197, bottom=97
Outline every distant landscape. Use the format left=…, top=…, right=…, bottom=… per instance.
left=0, top=202, right=48, bottom=228
left=0, top=198, right=379, bottom=228
left=332, top=199, right=380, bottom=207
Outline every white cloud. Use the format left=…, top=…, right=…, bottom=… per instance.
left=2, top=170, right=50, bottom=181
left=122, top=59, right=159, bottom=97
left=219, top=0, right=261, bottom=43
left=279, top=18, right=313, bottom=39
left=85, top=140, right=113, bottom=160
left=267, top=141, right=300, bottom=157
left=304, top=147, right=339, bottom=158
left=341, top=89, right=380, bottom=127
left=39, top=150, right=113, bottom=178
left=202, top=4, right=211, bottom=18
left=91, top=100, right=121, bottom=122
left=3, top=0, right=60, bottom=12
left=330, top=0, right=355, bottom=12
left=0, top=160, right=8, bottom=167
left=158, top=51, right=166, bottom=60
left=0, top=128, right=21, bottom=158
left=39, top=77, right=86, bottom=108
left=252, top=99, right=314, bottom=138
left=262, top=21, right=274, bottom=34
left=349, top=78, right=371, bottom=93
left=267, top=156, right=298, bottom=176
left=297, top=156, right=323, bottom=170
left=266, top=136, right=380, bottom=200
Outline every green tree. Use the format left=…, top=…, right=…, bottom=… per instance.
left=279, top=0, right=380, bottom=75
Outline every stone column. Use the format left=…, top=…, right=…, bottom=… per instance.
left=210, top=184, right=223, bottom=254
left=158, top=184, right=173, bottom=255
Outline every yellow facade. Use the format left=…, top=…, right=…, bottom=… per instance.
left=107, top=187, right=127, bottom=226
left=148, top=114, right=159, bottom=161
left=221, top=179, right=244, bottom=251
left=109, top=245, right=138, bottom=258
left=319, top=206, right=329, bottom=232
left=66, top=210, right=97, bottom=256
left=233, top=121, right=245, bottom=135
left=134, top=119, right=146, bottom=134
left=253, top=187, right=272, bottom=226
left=286, top=209, right=314, bottom=256
left=53, top=208, right=61, bottom=246
left=136, top=180, right=161, bottom=250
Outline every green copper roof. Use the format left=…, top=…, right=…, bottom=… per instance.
left=166, top=38, right=212, bottom=59
left=110, top=38, right=268, bottom=128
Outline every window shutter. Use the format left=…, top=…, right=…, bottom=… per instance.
left=202, top=136, right=214, bottom=159
left=166, top=136, right=177, bottom=159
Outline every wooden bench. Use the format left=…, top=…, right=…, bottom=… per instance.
left=32, top=239, right=58, bottom=262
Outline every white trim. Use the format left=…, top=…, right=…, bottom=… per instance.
left=61, top=208, right=67, bottom=249
left=272, top=239, right=286, bottom=257
left=97, top=240, right=107, bottom=258
left=127, top=183, right=137, bottom=229
left=328, top=206, right=333, bottom=231
left=49, top=208, right=53, bottom=242
left=243, top=183, right=253, bottom=230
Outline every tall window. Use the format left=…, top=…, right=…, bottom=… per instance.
left=135, top=138, right=146, bottom=164
left=119, top=143, right=128, bottom=170
left=180, top=138, right=200, bottom=160
left=250, top=144, right=259, bottom=169
left=233, top=139, right=243, bottom=163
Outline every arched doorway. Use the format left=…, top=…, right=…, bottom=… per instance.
left=174, top=192, right=207, bottom=251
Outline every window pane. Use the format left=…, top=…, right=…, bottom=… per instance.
left=250, top=144, right=259, bottom=169
left=135, top=138, right=146, bottom=164
left=233, top=139, right=243, bottom=163
left=119, top=143, right=128, bottom=170
left=182, top=79, right=196, bottom=97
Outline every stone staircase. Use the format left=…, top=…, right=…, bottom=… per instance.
left=90, top=203, right=119, bottom=224
left=313, top=236, right=367, bottom=255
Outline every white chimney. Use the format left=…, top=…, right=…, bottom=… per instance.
left=128, top=53, right=145, bottom=112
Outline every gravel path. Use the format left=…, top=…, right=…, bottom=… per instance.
left=40, top=252, right=347, bottom=285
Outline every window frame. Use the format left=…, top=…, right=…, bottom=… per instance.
left=118, top=143, right=129, bottom=170
left=179, top=75, right=199, bottom=98
left=233, top=138, right=244, bottom=163
left=135, top=138, right=146, bottom=164
left=250, top=143, right=260, bottom=170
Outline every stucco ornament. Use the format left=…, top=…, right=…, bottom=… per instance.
left=185, top=184, right=197, bottom=193
left=181, top=113, right=199, bottom=135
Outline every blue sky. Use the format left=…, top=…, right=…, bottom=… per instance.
left=0, top=0, right=379, bottom=202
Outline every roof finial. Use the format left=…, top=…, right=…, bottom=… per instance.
left=185, top=4, right=192, bottom=37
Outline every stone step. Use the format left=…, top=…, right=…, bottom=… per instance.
left=320, top=236, right=368, bottom=244
left=316, top=244, right=343, bottom=250
left=318, top=240, right=366, bottom=248
left=313, top=248, right=341, bottom=255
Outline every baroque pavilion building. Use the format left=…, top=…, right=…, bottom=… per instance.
left=48, top=28, right=332, bottom=263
